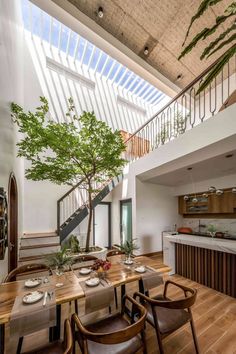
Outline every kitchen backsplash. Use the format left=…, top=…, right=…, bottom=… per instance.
left=182, top=219, right=236, bottom=236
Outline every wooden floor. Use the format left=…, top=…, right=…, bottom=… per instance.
left=6, top=254, right=236, bottom=354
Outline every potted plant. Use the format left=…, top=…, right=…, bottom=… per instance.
left=207, top=224, right=217, bottom=238
left=115, top=239, right=139, bottom=264
left=46, top=246, right=72, bottom=275
left=11, top=97, right=126, bottom=252
left=66, top=234, right=80, bottom=254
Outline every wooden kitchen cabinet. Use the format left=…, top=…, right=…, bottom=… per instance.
left=208, top=193, right=234, bottom=213
left=178, top=188, right=236, bottom=216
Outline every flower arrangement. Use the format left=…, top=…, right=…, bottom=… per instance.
left=92, top=259, right=111, bottom=273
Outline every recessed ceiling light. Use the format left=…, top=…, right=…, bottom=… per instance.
left=97, top=6, right=104, bottom=18
left=143, top=47, right=149, bottom=55
left=225, top=153, right=233, bottom=158
left=187, top=167, right=192, bottom=171
left=176, top=74, right=183, bottom=81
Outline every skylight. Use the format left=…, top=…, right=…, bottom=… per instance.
left=21, top=0, right=166, bottom=107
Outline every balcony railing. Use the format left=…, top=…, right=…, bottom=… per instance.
left=124, top=50, right=236, bottom=162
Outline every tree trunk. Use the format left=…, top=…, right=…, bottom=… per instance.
left=85, top=191, right=93, bottom=252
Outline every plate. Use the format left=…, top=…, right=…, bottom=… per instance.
left=85, top=278, right=100, bottom=287
left=135, top=266, right=146, bottom=273
left=24, top=279, right=41, bottom=288
left=22, top=291, right=44, bottom=304
left=79, top=268, right=91, bottom=275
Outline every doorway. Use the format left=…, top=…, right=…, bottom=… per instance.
left=93, top=202, right=111, bottom=249
left=8, top=173, right=18, bottom=272
left=120, top=199, right=132, bottom=244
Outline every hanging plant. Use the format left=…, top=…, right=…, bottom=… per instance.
left=179, top=0, right=236, bottom=94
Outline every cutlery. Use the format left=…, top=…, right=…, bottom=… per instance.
left=100, top=280, right=106, bottom=287
left=43, top=291, right=48, bottom=306
left=48, top=291, right=54, bottom=300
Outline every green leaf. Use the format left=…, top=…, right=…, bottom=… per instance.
left=179, top=12, right=235, bottom=60
left=207, top=33, right=236, bottom=58
left=200, top=23, right=236, bottom=59
left=183, top=0, right=222, bottom=45
left=196, top=45, right=236, bottom=94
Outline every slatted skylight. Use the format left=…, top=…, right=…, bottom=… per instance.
left=21, top=0, right=166, bottom=107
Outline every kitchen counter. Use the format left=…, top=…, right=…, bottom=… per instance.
left=163, top=232, right=236, bottom=297
left=164, top=233, right=236, bottom=255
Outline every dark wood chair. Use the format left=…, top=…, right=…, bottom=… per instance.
left=71, top=295, right=147, bottom=354
left=71, top=255, right=98, bottom=314
left=22, top=319, right=73, bottom=354
left=3, top=263, right=51, bottom=354
left=106, top=249, right=125, bottom=257
left=4, top=263, right=51, bottom=283
left=134, top=280, right=200, bottom=354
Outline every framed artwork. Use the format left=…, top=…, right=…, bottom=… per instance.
left=0, top=188, right=8, bottom=260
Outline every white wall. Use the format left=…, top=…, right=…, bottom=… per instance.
left=136, top=180, right=181, bottom=254
left=0, top=0, right=25, bottom=281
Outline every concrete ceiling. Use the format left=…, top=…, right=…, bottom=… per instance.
left=145, top=150, right=236, bottom=186
left=65, top=0, right=234, bottom=89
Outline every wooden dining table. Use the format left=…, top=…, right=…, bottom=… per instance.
left=0, top=255, right=170, bottom=354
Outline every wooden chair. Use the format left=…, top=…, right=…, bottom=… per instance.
left=22, top=319, right=73, bottom=354
left=71, top=295, right=147, bottom=354
left=134, top=280, right=200, bottom=354
left=71, top=255, right=98, bottom=314
left=3, top=263, right=51, bottom=354
left=4, top=263, right=51, bottom=283
left=106, top=249, right=125, bottom=257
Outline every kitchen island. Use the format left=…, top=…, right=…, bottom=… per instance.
left=163, top=233, right=236, bottom=297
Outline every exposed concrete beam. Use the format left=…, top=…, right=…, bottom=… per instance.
left=31, top=0, right=180, bottom=98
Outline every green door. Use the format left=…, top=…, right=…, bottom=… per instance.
left=120, top=199, right=132, bottom=244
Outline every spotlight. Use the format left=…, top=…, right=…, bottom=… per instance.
left=144, top=47, right=149, bottom=55
left=183, top=195, right=189, bottom=201
left=232, top=188, right=236, bottom=193
left=208, top=186, right=216, bottom=193
left=192, top=197, right=198, bottom=203
left=216, top=189, right=224, bottom=196
left=98, top=6, right=104, bottom=18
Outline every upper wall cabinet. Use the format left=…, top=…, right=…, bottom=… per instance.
left=179, top=188, right=236, bottom=216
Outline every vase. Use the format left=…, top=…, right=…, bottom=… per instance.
left=125, top=254, right=133, bottom=265
left=55, top=266, right=64, bottom=276
left=97, top=269, right=107, bottom=279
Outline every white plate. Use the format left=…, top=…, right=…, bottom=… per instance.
left=79, top=268, right=91, bottom=275
left=85, top=278, right=100, bottom=287
left=24, top=279, right=41, bottom=288
left=23, top=291, right=44, bottom=304
left=135, top=266, right=146, bottom=273
left=124, top=260, right=134, bottom=265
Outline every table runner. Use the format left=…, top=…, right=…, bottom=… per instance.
left=79, top=280, right=114, bottom=314
left=10, top=285, right=56, bottom=337
left=141, top=267, right=163, bottom=291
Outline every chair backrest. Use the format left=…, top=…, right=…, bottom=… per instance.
left=136, top=280, right=197, bottom=310
left=72, top=295, right=146, bottom=346
left=63, top=319, right=73, bottom=354
left=73, top=255, right=98, bottom=263
left=4, top=263, right=50, bottom=283
left=106, top=249, right=124, bottom=257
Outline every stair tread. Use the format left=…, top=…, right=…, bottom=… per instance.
left=20, top=243, right=60, bottom=250
left=22, top=232, right=58, bottom=239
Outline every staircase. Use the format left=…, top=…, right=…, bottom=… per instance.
left=19, top=232, right=60, bottom=265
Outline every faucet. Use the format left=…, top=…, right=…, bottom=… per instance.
left=198, top=220, right=206, bottom=234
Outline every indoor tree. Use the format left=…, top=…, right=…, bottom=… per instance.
left=179, top=0, right=236, bottom=93
left=11, top=97, right=126, bottom=251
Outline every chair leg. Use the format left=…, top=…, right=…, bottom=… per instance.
left=75, top=300, right=78, bottom=314
left=155, top=327, right=164, bottom=354
left=16, top=336, right=24, bottom=354
left=114, top=288, right=118, bottom=309
left=190, top=319, right=200, bottom=354
left=141, top=329, right=147, bottom=354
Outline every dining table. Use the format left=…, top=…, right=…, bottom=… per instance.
left=0, top=255, right=171, bottom=354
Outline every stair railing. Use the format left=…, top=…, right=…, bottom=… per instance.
left=124, top=47, right=236, bottom=162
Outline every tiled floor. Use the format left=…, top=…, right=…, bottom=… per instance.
left=7, top=255, right=236, bottom=353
